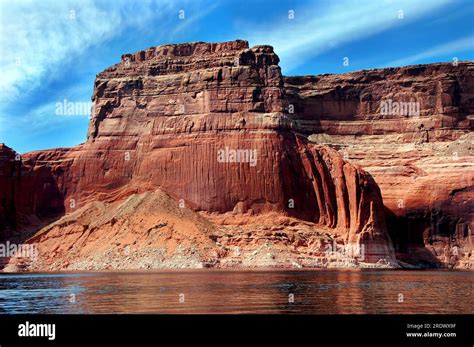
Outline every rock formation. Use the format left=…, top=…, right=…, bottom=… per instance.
left=1, top=40, right=472, bottom=271
left=285, top=62, right=473, bottom=268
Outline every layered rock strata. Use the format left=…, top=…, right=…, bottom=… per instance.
left=2, top=40, right=472, bottom=270
left=285, top=62, right=473, bottom=268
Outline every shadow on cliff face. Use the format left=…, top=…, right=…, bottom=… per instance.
left=279, top=132, right=320, bottom=222
left=0, top=157, right=65, bottom=243
left=385, top=207, right=470, bottom=268
left=0, top=150, right=65, bottom=270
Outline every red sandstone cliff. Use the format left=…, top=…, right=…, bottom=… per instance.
left=1, top=40, right=472, bottom=270
left=284, top=63, right=473, bottom=268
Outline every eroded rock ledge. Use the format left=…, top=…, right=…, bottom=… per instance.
left=1, top=40, right=472, bottom=270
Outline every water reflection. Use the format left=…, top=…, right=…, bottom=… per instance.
left=0, top=270, right=472, bottom=314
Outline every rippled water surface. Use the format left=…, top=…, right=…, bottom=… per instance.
left=0, top=270, right=472, bottom=314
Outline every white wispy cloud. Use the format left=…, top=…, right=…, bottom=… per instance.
left=383, top=35, right=474, bottom=67
left=0, top=0, right=176, bottom=104
left=1, top=82, right=93, bottom=134
left=244, top=0, right=451, bottom=72
left=1, top=0, right=115, bottom=104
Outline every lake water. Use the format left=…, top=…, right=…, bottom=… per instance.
left=0, top=269, right=472, bottom=314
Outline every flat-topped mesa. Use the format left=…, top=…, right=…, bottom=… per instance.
left=98, top=40, right=279, bottom=79
left=1, top=40, right=401, bottom=265
left=284, top=61, right=474, bottom=136
left=123, top=39, right=249, bottom=63
left=88, top=40, right=284, bottom=141
left=2, top=40, right=472, bottom=268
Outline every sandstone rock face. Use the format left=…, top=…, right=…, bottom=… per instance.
left=286, top=63, right=473, bottom=268
left=5, top=189, right=389, bottom=271
left=0, top=144, right=17, bottom=239
left=2, top=40, right=472, bottom=270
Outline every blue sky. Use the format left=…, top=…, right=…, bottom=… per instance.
left=0, top=0, right=473, bottom=153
